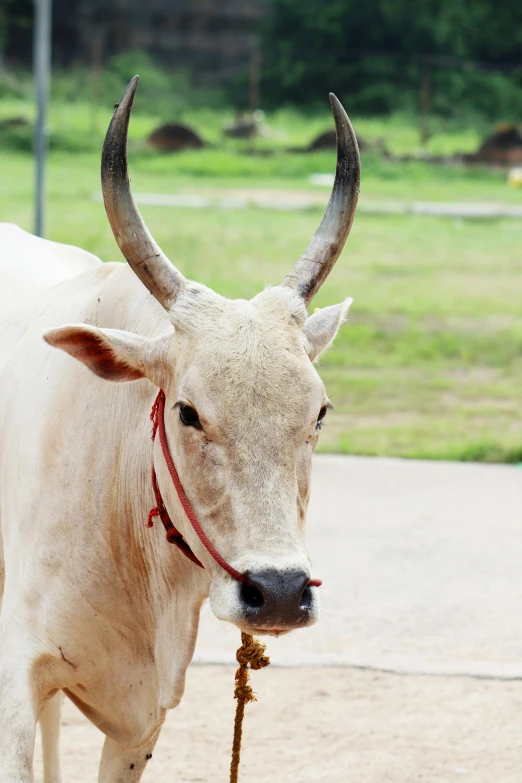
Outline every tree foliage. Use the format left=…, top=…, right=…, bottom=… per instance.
left=259, top=0, right=522, bottom=116
left=3, top=0, right=522, bottom=119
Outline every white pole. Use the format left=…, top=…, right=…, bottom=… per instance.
left=33, top=0, right=52, bottom=237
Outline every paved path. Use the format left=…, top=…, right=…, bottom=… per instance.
left=100, top=191, right=522, bottom=218
left=195, top=456, right=522, bottom=677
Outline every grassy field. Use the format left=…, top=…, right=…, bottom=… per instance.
left=0, top=93, right=488, bottom=156
left=1, top=105, right=521, bottom=462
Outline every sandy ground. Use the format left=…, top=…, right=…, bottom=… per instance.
left=31, top=456, right=522, bottom=781
left=34, top=666, right=522, bottom=783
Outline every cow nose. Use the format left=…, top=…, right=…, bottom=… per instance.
left=239, top=569, right=313, bottom=626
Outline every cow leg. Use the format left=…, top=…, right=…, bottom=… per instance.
left=98, top=729, right=161, bottom=783
left=0, top=652, right=40, bottom=782
left=39, top=693, right=63, bottom=783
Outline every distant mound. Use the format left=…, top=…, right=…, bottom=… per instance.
left=224, top=118, right=257, bottom=139
left=148, top=123, right=204, bottom=152
left=0, top=116, right=32, bottom=152
left=0, top=116, right=29, bottom=130
left=223, top=111, right=265, bottom=140
left=471, top=125, right=522, bottom=165
left=308, top=129, right=367, bottom=152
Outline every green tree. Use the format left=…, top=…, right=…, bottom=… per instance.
left=259, top=0, right=522, bottom=116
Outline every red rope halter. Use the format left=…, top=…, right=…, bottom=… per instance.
left=148, top=389, right=322, bottom=588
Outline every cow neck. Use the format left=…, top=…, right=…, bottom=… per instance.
left=147, top=389, right=322, bottom=589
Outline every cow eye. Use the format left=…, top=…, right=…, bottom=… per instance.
left=179, top=404, right=202, bottom=430
left=316, top=406, right=328, bottom=429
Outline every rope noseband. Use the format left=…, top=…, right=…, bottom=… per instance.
left=148, top=389, right=322, bottom=587
left=148, top=389, right=248, bottom=582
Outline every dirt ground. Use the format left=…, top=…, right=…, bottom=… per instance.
left=34, top=665, right=522, bottom=783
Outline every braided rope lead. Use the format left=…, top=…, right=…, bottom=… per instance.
left=230, top=633, right=271, bottom=783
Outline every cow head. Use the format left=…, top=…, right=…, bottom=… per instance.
left=45, top=77, right=360, bottom=636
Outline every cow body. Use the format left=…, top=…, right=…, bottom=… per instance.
left=0, top=78, right=359, bottom=783
left=0, top=226, right=333, bottom=781
left=0, top=226, right=206, bottom=746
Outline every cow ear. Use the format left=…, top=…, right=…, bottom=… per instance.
left=44, top=324, right=148, bottom=382
left=302, top=299, right=352, bottom=362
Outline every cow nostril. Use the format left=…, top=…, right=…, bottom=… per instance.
left=300, top=586, right=313, bottom=610
left=240, top=582, right=264, bottom=609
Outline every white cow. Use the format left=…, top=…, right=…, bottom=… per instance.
left=0, top=76, right=359, bottom=782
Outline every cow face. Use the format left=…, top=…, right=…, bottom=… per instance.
left=162, top=285, right=351, bottom=633
left=44, top=286, right=350, bottom=634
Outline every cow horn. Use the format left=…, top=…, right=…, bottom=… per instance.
left=101, top=76, right=185, bottom=311
left=281, top=94, right=360, bottom=305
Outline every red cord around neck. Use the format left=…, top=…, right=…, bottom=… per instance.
left=148, top=389, right=322, bottom=588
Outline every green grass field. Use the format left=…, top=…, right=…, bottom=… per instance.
left=0, top=92, right=487, bottom=155
left=1, top=102, right=521, bottom=462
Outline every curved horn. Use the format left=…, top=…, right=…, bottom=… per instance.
left=282, top=94, right=360, bottom=305
left=101, top=76, right=185, bottom=310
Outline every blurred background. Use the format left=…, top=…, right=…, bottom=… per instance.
left=1, top=0, right=521, bottom=462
